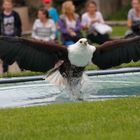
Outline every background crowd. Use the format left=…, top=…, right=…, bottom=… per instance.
left=0, top=0, right=140, bottom=73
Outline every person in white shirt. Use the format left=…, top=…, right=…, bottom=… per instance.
left=32, top=8, right=56, bottom=42
left=125, top=0, right=140, bottom=37
left=81, top=0, right=110, bottom=44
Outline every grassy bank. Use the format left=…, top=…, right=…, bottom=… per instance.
left=0, top=97, right=139, bottom=140
left=1, top=60, right=140, bottom=78
left=111, top=26, right=127, bottom=38
left=0, top=71, right=44, bottom=78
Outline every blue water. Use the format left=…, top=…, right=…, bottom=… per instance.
left=0, top=72, right=140, bottom=108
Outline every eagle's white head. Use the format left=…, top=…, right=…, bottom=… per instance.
left=78, top=38, right=88, bottom=46
left=68, top=38, right=96, bottom=67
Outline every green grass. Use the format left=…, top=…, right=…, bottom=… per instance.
left=111, top=26, right=128, bottom=38
left=1, top=59, right=139, bottom=78
left=0, top=97, right=139, bottom=140
left=1, top=57, right=140, bottom=78
left=0, top=71, right=44, bottom=78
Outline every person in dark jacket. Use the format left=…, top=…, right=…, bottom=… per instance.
left=0, top=0, right=22, bottom=72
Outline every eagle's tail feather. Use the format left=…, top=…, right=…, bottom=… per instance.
left=45, top=70, right=66, bottom=88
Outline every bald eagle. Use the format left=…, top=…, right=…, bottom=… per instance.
left=0, top=36, right=140, bottom=97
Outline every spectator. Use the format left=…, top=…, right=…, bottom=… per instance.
left=81, top=0, right=110, bottom=44
left=58, top=1, right=82, bottom=45
left=32, top=8, right=56, bottom=42
left=126, top=0, right=140, bottom=37
left=0, top=0, right=22, bottom=73
left=43, top=0, right=59, bottom=39
left=43, top=0, right=59, bottom=24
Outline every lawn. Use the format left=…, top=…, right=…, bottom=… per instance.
left=111, top=26, right=127, bottom=38
left=2, top=59, right=140, bottom=78
left=0, top=97, right=139, bottom=140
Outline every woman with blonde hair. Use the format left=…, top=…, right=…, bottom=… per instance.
left=58, top=1, right=82, bottom=45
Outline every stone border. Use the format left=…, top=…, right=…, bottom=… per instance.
left=0, top=67, right=140, bottom=84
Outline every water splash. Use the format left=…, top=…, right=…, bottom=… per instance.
left=62, top=73, right=93, bottom=100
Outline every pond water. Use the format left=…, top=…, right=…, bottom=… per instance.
left=0, top=72, right=140, bottom=108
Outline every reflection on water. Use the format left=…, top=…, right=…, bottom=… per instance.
left=0, top=72, right=140, bottom=108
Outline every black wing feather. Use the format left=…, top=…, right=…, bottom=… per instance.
left=0, top=36, right=68, bottom=72
left=92, top=36, right=140, bottom=69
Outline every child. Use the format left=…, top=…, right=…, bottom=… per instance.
left=43, top=0, right=59, bottom=24
left=32, top=8, right=56, bottom=41
left=0, top=0, right=22, bottom=72
left=43, top=0, right=59, bottom=39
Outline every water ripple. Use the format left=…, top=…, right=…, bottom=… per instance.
left=0, top=73, right=140, bottom=108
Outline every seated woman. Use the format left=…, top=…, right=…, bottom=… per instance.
left=32, top=8, right=56, bottom=42
left=126, top=0, right=140, bottom=37
left=81, top=0, right=111, bottom=44
left=58, top=1, right=82, bottom=45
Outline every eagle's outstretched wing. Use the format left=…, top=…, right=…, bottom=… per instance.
left=0, top=36, right=68, bottom=72
left=92, top=36, right=140, bottom=69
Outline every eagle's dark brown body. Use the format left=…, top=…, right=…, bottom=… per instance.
left=60, top=62, right=85, bottom=85
left=0, top=36, right=140, bottom=98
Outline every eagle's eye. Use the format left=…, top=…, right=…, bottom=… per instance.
left=80, top=41, right=83, bottom=44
